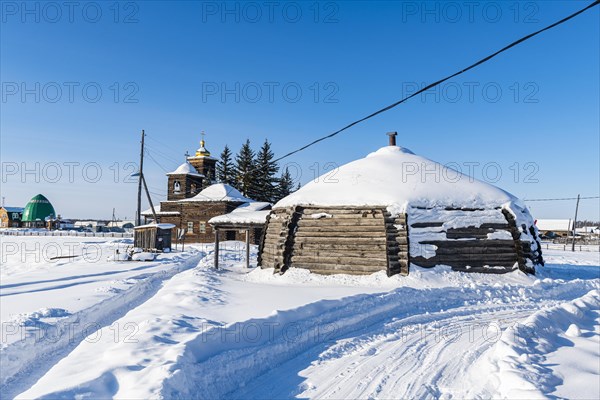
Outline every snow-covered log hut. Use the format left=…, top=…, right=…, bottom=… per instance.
left=259, top=134, right=543, bottom=276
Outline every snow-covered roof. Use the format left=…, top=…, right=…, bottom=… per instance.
left=166, top=162, right=204, bottom=177
left=2, top=207, right=24, bottom=213
left=140, top=205, right=180, bottom=217
left=134, top=223, right=176, bottom=230
left=575, top=226, right=599, bottom=234
left=232, top=202, right=272, bottom=212
left=209, top=210, right=270, bottom=225
left=208, top=201, right=271, bottom=225
left=536, top=219, right=573, bottom=232
left=274, top=146, right=521, bottom=212
left=181, top=183, right=253, bottom=203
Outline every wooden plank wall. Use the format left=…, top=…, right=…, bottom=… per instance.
left=134, top=228, right=156, bottom=251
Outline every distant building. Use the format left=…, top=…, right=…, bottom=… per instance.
left=107, top=220, right=135, bottom=230
left=575, top=226, right=599, bottom=237
left=74, top=220, right=108, bottom=232
left=0, top=206, right=24, bottom=228
left=535, top=219, right=573, bottom=236
left=21, top=194, right=56, bottom=228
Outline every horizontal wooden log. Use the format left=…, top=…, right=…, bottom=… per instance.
left=297, top=219, right=386, bottom=227
left=259, top=260, right=278, bottom=269
left=295, top=237, right=387, bottom=244
left=260, top=248, right=285, bottom=257
left=479, top=223, right=512, bottom=229
left=261, top=241, right=285, bottom=249
left=295, top=231, right=392, bottom=238
left=297, top=225, right=387, bottom=233
left=415, top=253, right=518, bottom=262
left=451, top=266, right=517, bottom=274
left=419, top=239, right=516, bottom=248
left=295, top=242, right=390, bottom=251
left=388, top=251, right=408, bottom=260
left=291, top=255, right=388, bottom=266
left=301, top=213, right=386, bottom=220
left=300, top=207, right=388, bottom=213
left=388, top=259, right=409, bottom=267
left=411, top=257, right=517, bottom=268
left=292, top=249, right=389, bottom=258
left=292, top=249, right=408, bottom=260
left=410, top=222, right=444, bottom=228
left=432, top=246, right=517, bottom=255
left=292, top=262, right=386, bottom=273
left=297, top=268, right=382, bottom=276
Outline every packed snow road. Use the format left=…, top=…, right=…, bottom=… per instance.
left=1, top=237, right=598, bottom=399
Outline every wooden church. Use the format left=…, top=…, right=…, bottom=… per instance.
left=142, top=136, right=267, bottom=243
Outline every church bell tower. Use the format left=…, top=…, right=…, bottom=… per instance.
left=187, top=132, right=217, bottom=188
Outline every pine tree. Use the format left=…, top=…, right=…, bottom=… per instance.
left=216, top=145, right=235, bottom=185
left=234, top=139, right=256, bottom=197
left=253, top=139, right=279, bottom=202
left=274, top=167, right=294, bottom=202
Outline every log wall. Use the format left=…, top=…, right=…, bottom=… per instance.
left=259, top=206, right=409, bottom=276
left=409, top=207, right=541, bottom=274
left=259, top=205, right=542, bottom=276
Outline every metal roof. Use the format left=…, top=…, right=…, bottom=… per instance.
left=21, top=194, right=56, bottom=222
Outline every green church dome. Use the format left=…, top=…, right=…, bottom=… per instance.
left=22, top=194, right=56, bottom=222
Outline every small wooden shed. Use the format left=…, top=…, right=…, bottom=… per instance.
left=209, top=202, right=271, bottom=268
left=134, top=223, right=175, bottom=252
left=259, top=134, right=543, bottom=276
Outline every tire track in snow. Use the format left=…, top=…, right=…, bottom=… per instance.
left=1, top=251, right=204, bottom=399
left=238, top=304, right=544, bottom=399
left=160, top=279, right=598, bottom=399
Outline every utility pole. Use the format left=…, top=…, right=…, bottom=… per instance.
left=571, top=194, right=580, bottom=252
left=136, top=130, right=145, bottom=226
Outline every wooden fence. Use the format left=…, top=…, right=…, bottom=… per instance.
left=0, top=230, right=133, bottom=238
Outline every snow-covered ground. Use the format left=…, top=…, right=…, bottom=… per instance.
left=1, top=236, right=598, bottom=399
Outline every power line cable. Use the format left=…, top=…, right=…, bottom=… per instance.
left=220, top=0, right=600, bottom=205
left=145, top=145, right=182, bottom=167
left=147, top=136, right=189, bottom=159
left=144, top=149, right=170, bottom=173
left=270, top=0, right=600, bottom=165
left=152, top=1, right=600, bottom=212
left=524, top=196, right=599, bottom=202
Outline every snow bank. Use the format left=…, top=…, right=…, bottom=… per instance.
left=471, top=289, right=600, bottom=399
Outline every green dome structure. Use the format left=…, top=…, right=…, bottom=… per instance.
left=22, top=194, right=56, bottom=227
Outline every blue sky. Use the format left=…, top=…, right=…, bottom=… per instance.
left=1, top=1, right=598, bottom=220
